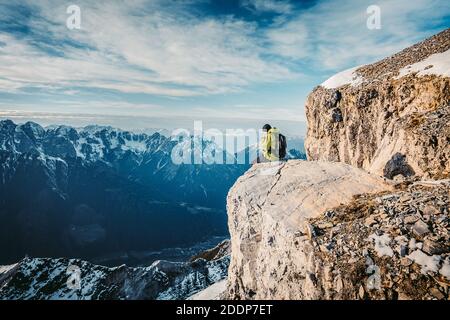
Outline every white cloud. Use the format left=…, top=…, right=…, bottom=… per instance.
left=264, top=0, right=450, bottom=70
left=191, top=104, right=305, bottom=121
left=242, top=0, right=293, bottom=14
left=266, top=19, right=310, bottom=59
left=0, top=0, right=448, bottom=109
left=0, top=0, right=295, bottom=97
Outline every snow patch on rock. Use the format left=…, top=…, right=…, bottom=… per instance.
left=321, top=66, right=364, bottom=89
left=369, top=233, right=394, bottom=257
left=439, top=258, right=450, bottom=280
left=187, top=280, right=227, bottom=300
left=407, top=250, right=441, bottom=274
left=397, top=49, right=450, bottom=79
left=0, top=263, right=17, bottom=275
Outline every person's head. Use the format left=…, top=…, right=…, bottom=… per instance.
left=262, top=124, right=272, bottom=132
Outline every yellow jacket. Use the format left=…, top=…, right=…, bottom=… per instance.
left=262, top=128, right=280, bottom=161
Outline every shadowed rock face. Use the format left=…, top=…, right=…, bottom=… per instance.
left=189, top=240, right=230, bottom=262
left=305, top=28, right=450, bottom=180
left=383, top=153, right=415, bottom=180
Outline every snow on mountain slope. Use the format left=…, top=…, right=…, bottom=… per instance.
left=187, top=280, right=227, bottom=300
left=397, top=49, right=450, bottom=78
left=0, top=256, right=229, bottom=300
left=321, top=66, right=364, bottom=89
left=0, top=264, right=17, bottom=274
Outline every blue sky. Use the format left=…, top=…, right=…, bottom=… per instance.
left=0, top=0, right=449, bottom=134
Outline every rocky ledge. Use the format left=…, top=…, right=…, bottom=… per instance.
left=225, top=161, right=449, bottom=300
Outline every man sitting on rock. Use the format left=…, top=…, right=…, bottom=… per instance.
left=256, top=124, right=287, bottom=163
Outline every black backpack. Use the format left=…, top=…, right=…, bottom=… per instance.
left=279, top=133, right=287, bottom=159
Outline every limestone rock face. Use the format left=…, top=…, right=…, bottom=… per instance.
left=225, top=161, right=449, bottom=300
left=225, top=160, right=392, bottom=299
left=305, top=28, right=450, bottom=180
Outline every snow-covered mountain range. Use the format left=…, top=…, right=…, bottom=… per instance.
left=0, top=120, right=253, bottom=264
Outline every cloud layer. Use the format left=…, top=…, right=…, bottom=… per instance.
left=0, top=0, right=448, bottom=125
left=0, top=0, right=295, bottom=97
left=266, top=0, right=450, bottom=69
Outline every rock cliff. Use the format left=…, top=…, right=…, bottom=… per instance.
left=226, top=160, right=391, bottom=299
left=226, top=161, right=449, bottom=300
left=226, top=29, right=450, bottom=300
left=305, top=28, right=450, bottom=179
